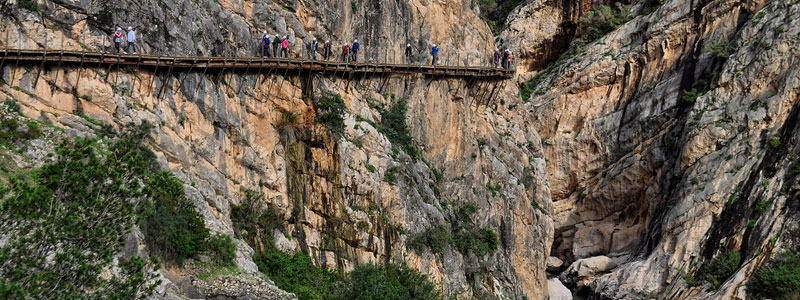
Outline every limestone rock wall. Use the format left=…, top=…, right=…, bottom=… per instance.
left=1, top=0, right=553, bottom=299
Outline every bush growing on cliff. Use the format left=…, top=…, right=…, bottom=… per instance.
left=0, top=133, right=161, bottom=298
left=579, top=3, right=633, bottom=42
left=231, top=189, right=283, bottom=248
left=381, top=98, right=421, bottom=160
left=314, top=92, right=347, bottom=136
left=408, top=225, right=452, bottom=255
left=337, top=263, right=440, bottom=300
left=452, top=203, right=498, bottom=257
left=254, top=243, right=342, bottom=300
left=748, top=251, right=800, bottom=299
left=700, top=250, right=741, bottom=289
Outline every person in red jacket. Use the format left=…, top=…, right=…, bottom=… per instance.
left=342, top=42, right=350, bottom=62
left=113, top=27, right=124, bottom=53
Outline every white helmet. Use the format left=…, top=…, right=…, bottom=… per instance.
left=127, top=26, right=132, bottom=30
left=326, top=40, right=330, bottom=43
left=275, top=34, right=279, bottom=37
left=117, top=27, right=122, bottom=31
left=354, top=39, right=358, bottom=42
left=313, top=37, right=317, bottom=41
left=433, top=44, right=437, bottom=47
left=495, top=48, right=499, bottom=51
left=263, top=30, right=267, bottom=34
left=283, top=35, right=287, bottom=38
left=407, top=43, right=411, bottom=47
left=345, top=42, right=349, bottom=45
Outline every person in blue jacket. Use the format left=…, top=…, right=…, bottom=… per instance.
left=431, top=44, right=439, bottom=66
left=351, top=39, right=360, bottom=62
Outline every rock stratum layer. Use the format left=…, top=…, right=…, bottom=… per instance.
left=2, top=0, right=799, bottom=299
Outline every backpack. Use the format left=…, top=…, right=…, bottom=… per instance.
left=262, top=36, right=268, bottom=46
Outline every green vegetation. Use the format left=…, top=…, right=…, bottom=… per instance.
left=452, top=203, right=498, bottom=256
left=366, top=164, right=377, bottom=172
left=230, top=189, right=283, bottom=254
left=18, top=0, right=39, bottom=12
left=705, top=41, right=737, bottom=59
left=579, top=4, right=633, bottom=42
left=474, top=0, right=525, bottom=34
left=351, top=0, right=358, bottom=12
left=254, top=246, right=342, bottom=300
left=748, top=251, right=800, bottom=299
left=0, top=126, right=163, bottom=298
left=0, top=118, right=42, bottom=147
left=314, top=92, right=347, bottom=136
left=381, top=99, right=421, bottom=159
left=336, top=263, right=440, bottom=300
left=2, top=99, right=21, bottom=114
left=78, top=113, right=103, bottom=126
left=408, top=203, right=498, bottom=257
left=408, top=225, right=452, bottom=255
left=384, top=166, right=399, bottom=184
left=700, top=250, right=742, bottom=289
left=277, top=111, right=297, bottom=129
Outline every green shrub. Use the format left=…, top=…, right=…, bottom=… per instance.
left=579, top=4, right=633, bottom=42
left=2, top=99, right=21, bottom=114
left=381, top=99, right=421, bottom=159
left=18, top=0, right=39, bottom=12
left=408, top=225, right=452, bottom=255
left=207, top=234, right=237, bottom=266
left=0, top=119, right=42, bottom=146
left=366, top=164, right=376, bottom=172
left=230, top=189, right=283, bottom=247
left=138, top=170, right=210, bottom=265
left=337, top=263, right=440, bottom=300
left=452, top=203, right=498, bottom=256
left=350, top=0, right=357, bottom=12
left=0, top=132, right=161, bottom=298
left=701, top=250, right=742, bottom=288
left=314, top=92, right=347, bottom=136
left=254, top=244, right=342, bottom=300
left=748, top=252, right=800, bottom=299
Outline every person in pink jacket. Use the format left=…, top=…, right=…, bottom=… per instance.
left=281, top=36, right=289, bottom=58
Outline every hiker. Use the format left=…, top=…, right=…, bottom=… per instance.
left=113, top=27, right=124, bottom=54
left=273, top=34, right=281, bottom=58
left=493, top=48, right=501, bottom=67
left=501, top=49, right=509, bottom=68
left=342, top=42, right=350, bottom=62
left=507, top=50, right=514, bottom=69
left=260, top=31, right=271, bottom=58
left=351, top=39, right=360, bottom=62
left=405, top=43, right=412, bottom=64
left=124, top=26, right=137, bottom=54
left=323, top=40, right=332, bottom=60
left=281, top=36, right=289, bottom=58
left=309, top=38, right=318, bottom=60
left=431, top=44, right=439, bottom=66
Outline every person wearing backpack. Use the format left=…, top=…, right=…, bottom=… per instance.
left=260, top=31, right=271, bottom=58
left=323, top=40, right=332, bottom=60
left=113, top=27, right=124, bottom=54
left=501, top=49, right=509, bottom=68
left=351, top=39, right=360, bottom=62
left=493, top=48, right=501, bottom=67
left=431, top=44, right=439, bottom=66
left=342, top=42, right=350, bottom=62
left=309, top=38, right=318, bottom=60
left=281, top=36, right=289, bottom=58
left=124, top=26, right=137, bottom=54
left=507, top=50, right=514, bottom=69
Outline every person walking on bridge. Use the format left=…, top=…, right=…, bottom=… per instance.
left=493, top=48, right=501, bottom=67
left=113, top=27, right=124, bottom=54
left=351, top=39, right=360, bottom=62
left=342, top=42, right=350, bottom=62
left=281, top=36, right=289, bottom=58
left=405, top=43, right=412, bottom=64
left=261, top=31, right=271, bottom=58
left=323, top=40, right=332, bottom=60
left=501, top=49, right=509, bottom=68
left=507, top=50, right=514, bottom=69
left=124, top=26, right=137, bottom=54
left=273, top=34, right=281, bottom=58
left=309, top=38, right=318, bottom=60
left=431, top=44, right=439, bottom=66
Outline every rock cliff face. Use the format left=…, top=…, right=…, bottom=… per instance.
left=2, top=0, right=552, bottom=299
left=502, top=0, right=800, bottom=298
left=3, top=0, right=799, bottom=299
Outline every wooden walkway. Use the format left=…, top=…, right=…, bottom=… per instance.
left=0, top=49, right=514, bottom=79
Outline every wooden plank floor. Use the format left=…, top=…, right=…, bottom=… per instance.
left=0, top=49, right=515, bottom=79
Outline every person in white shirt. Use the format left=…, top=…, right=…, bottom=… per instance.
left=124, top=26, right=137, bottom=54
